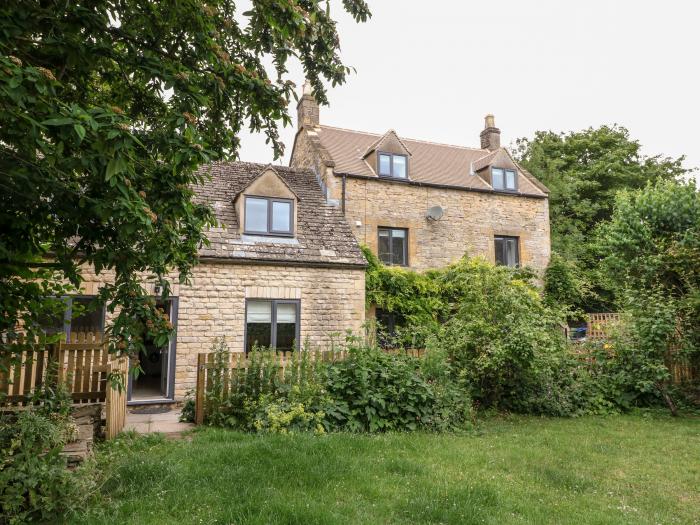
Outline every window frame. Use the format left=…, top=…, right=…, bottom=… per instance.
left=491, top=167, right=518, bottom=192
left=377, top=151, right=409, bottom=179
left=243, top=195, right=295, bottom=237
left=39, top=295, right=106, bottom=339
left=244, top=298, right=301, bottom=353
left=494, top=235, right=520, bottom=268
left=377, top=227, right=409, bottom=267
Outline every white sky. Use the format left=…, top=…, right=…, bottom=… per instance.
left=237, top=0, right=699, bottom=177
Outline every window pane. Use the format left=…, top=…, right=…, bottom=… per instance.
left=391, top=230, right=406, bottom=265
left=245, top=197, right=268, bottom=233
left=494, top=237, right=505, bottom=265
left=71, top=297, right=103, bottom=335
left=275, top=303, right=297, bottom=352
left=246, top=322, right=271, bottom=352
left=37, top=300, right=68, bottom=336
left=505, top=170, right=516, bottom=189
left=492, top=168, right=504, bottom=189
left=378, top=154, right=391, bottom=176
left=271, top=201, right=291, bottom=232
left=378, top=229, right=391, bottom=264
left=505, top=238, right=519, bottom=267
left=392, top=155, right=407, bottom=178
left=247, top=300, right=272, bottom=323
left=276, top=303, right=297, bottom=323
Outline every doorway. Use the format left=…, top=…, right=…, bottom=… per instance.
left=128, top=298, right=178, bottom=403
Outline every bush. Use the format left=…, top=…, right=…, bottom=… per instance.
left=0, top=360, right=100, bottom=524
left=0, top=409, right=92, bottom=524
left=203, top=336, right=473, bottom=433
left=428, top=258, right=570, bottom=412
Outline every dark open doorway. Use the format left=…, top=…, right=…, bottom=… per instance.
left=128, top=298, right=177, bottom=403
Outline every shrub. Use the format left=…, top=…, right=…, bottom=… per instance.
left=0, top=359, right=96, bottom=524
left=325, top=345, right=448, bottom=432
left=428, top=258, right=569, bottom=412
left=0, top=410, right=88, bottom=524
left=204, top=338, right=330, bottom=430
left=249, top=394, right=327, bottom=435
left=179, top=390, right=195, bottom=423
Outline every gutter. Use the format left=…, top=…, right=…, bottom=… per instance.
left=333, top=172, right=548, bottom=200
left=199, top=255, right=367, bottom=270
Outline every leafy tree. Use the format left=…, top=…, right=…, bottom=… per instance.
left=516, top=125, right=689, bottom=312
left=601, top=180, right=700, bottom=413
left=0, top=1, right=370, bottom=355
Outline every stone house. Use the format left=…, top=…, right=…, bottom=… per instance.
left=58, top=162, right=366, bottom=403
left=290, top=84, right=551, bottom=272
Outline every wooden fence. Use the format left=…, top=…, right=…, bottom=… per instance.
left=195, top=348, right=425, bottom=425
left=581, top=313, right=697, bottom=384
left=587, top=313, right=622, bottom=339
left=0, top=332, right=128, bottom=439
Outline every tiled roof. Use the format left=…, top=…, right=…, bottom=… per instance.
left=193, top=162, right=366, bottom=267
left=315, top=125, right=547, bottom=196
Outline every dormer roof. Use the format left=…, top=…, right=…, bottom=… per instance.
left=362, top=129, right=413, bottom=159
left=232, top=164, right=299, bottom=201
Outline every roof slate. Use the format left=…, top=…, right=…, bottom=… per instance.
left=315, top=125, right=547, bottom=196
left=193, top=161, right=366, bottom=267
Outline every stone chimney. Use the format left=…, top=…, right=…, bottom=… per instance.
left=480, top=114, right=501, bottom=151
left=297, top=80, right=319, bottom=130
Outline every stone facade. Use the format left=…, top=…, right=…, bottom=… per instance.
left=339, top=177, right=550, bottom=271
left=291, top=128, right=550, bottom=271
left=78, top=262, right=365, bottom=399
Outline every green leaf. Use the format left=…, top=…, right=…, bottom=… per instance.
left=74, top=124, right=86, bottom=140
left=41, top=117, right=74, bottom=126
left=105, top=156, right=128, bottom=181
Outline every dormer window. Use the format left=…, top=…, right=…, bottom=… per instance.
left=492, top=168, right=517, bottom=191
left=244, top=196, right=294, bottom=236
left=378, top=152, right=408, bottom=179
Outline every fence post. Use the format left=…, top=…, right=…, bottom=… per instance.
left=195, top=353, right=206, bottom=425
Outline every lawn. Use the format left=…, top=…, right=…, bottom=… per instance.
left=76, top=413, right=700, bottom=525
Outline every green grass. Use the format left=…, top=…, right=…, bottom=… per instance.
left=76, top=413, right=700, bottom=525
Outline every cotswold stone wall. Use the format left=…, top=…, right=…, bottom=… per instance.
left=79, top=262, right=365, bottom=398
left=338, top=177, right=551, bottom=271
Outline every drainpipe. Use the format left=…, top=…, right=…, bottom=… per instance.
left=341, top=173, right=347, bottom=215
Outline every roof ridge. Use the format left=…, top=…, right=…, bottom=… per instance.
left=319, top=124, right=488, bottom=153
left=208, top=160, right=314, bottom=175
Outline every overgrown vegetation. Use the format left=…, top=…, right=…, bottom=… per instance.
left=203, top=338, right=471, bottom=434
left=0, top=364, right=94, bottom=524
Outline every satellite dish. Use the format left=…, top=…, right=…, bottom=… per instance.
left=426, top=205, right=444, bottom=221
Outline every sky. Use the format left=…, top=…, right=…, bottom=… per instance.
left=237, top=0, right=699, bottom=178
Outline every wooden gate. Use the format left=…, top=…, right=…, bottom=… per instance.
left=0, top=333, right=129, bottom=439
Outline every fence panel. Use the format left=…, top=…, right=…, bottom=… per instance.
left=1, top=332, right=129, bottom=440
left=587, top=313, right=621, bottom=339
left=105, top=357, right=128, bottom=439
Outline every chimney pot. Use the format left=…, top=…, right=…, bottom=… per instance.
left=485, top=114, right=495, bottom=128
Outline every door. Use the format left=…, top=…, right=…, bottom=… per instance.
left=128, top=297, right=178, bottom=402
